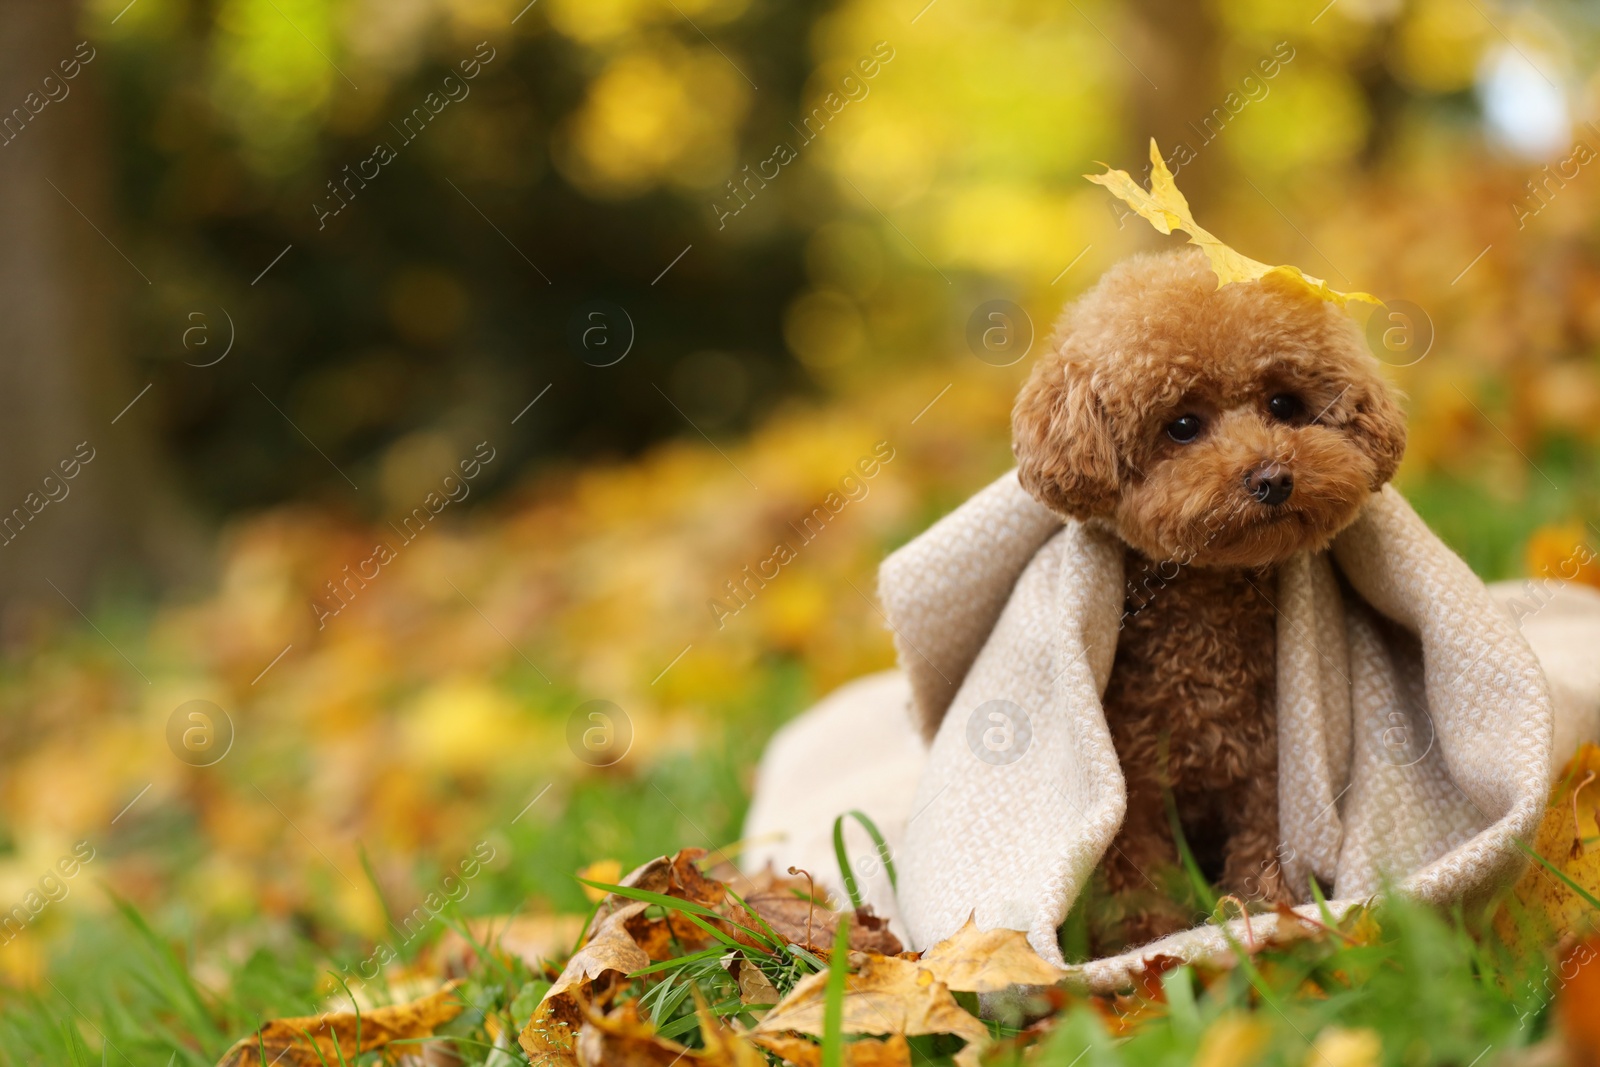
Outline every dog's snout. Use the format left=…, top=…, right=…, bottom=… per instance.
left=1243, top=463, right=1294, bottom=506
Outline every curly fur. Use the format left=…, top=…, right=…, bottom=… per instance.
left=1012, top=248, right=1407, bottom=947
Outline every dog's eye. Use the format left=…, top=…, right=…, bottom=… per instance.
left=1267, top=393, right=1302, bottom=422
left=1166, top=414, right=1203, bottom=443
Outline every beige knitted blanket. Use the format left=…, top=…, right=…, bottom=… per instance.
left=744, top=470, right=1599, bottom=990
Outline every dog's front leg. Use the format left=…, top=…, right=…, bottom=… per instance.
left=1219, top=768, right=1293, bottom=904
left=1104, top=764, right=1178, bottom=893
left=1097, top=765, right=1195, bottom=946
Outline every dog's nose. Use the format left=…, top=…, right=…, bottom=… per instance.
left=1243, top=463, right=1294, bottom=506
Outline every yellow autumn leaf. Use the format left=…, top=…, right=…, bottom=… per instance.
left=572, top=997, right=769, bottom=1067
left=1193, top=1012, right=1271, bottom=1067
left=914, top=916, right=1066, bottom=993
left=1525, top=523, right=1600, bottom=591
left=751, top=1031, right=913, bottom=1067
left=1493, top=743, right=1600, bottom=951
left=215, top=980, right=464, bottom=1067
left=1086, top=139, right=1381, bottom=309
left=1304, top=1027, right=1382, bottom=1067
left=752, top=954, right=988, bottom=1048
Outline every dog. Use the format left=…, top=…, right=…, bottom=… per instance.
left=1011, top=247, right=1407, bottom=946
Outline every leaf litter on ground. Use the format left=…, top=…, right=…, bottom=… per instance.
left=205, top=746, right=1600, bottom=1066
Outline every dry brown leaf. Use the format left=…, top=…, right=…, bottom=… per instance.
left=742, top=899, right=902, bottom=956
left=751, top=1031, right=913, bottom=1067
left=572, top=998, right=766, bottom=1067
left=215, top=981, right=463, bottom=1067
left=554, top=900, right=654, bottom=996
left=1090, top=986, right=1168, bottom=1038
left=573, top=1002, right=693, bottom=1067
left=617, top=848, right=727, bottom=908
left=519, top=900, right=652, bottom=1067
left=1132, top=954, right=1183, bottom=1003
left=735, top=957, right=781, bottom=1007
left=550, top=848, right=739, bottom=1003
left=522, top=996, right=582, bottom=1067
left=521, top=849, right=736, bottom=1067
left=752, top=954, right=987, bottom=1048
left=691, top=997, right=772, bottom=1067
left=724, top=864, right=902, bottom=954
left=915, top=917, right=1064, bottom=993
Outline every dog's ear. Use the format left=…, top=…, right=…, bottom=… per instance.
left=1012, top=350, right=1121, bottom=518
left=1331, top=361, right=1408, bottom=490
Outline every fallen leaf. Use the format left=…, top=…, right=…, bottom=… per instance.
left=1494, top=744, right=1600, bottom=952
left=1526, top=524, right=1600, bottom=592
left=519, top=900, right=653, bottom=1067
left=1086, top=139, right=1381, bottom=308
left=1084, top=952, right=1180, bottom=1036
left=751, top=1031, right=912, bottom=1067
left=1305, top=1026, right=1382, bottom=1067
left=1340, top=906, right=1384, bottom=948
left=1090, top=988, right=1167, bottom=1038
left=1558, top=936, right=1600, bottom=1067
left=1132, top=954, right=1183, bottom=1003
left=522, top=849, right=735, bottom=1066
left=579, top=859, right=624, bottom=903
left=715, top=863, right=901, bottom=955
left=741, top=897, right=902, bottom=956
left=522, top=997, right=581, bottom=1067
left=753, top=954, right=987, bottom=1048
left=573, top=997, right=767, bottom=1067
left=692, top=997, right=772, bottom=1067
left=553, top=900, right=654, bottom=995
left=620, top=848, right=728, bottom=909
left=915, top=916, right=1064, bottom=993
left=734, top=957, right=781, bottom=1008
left=215, top=981, right=463, bottom=1067
left=1193, top=1012, right=1271, bottom=1067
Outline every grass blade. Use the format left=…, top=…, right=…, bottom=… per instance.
left=1515, top=838, right=1600, bottom=911
left=821, top=914, right=850, bottom=1067
left=628, top=948, right=728, bottom=978
left=721, top=885, right=788, bottom=951
left=576, top=878, right=771, bottom=945
left=831, top=811, right=897, bottom=911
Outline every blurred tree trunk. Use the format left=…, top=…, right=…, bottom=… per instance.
left=1124, top=0, right=1220, bottom=204
left=0, top=0, right=194, bottom=630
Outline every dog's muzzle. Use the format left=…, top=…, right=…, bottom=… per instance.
left=1243, top=462, right=1294, bottom=506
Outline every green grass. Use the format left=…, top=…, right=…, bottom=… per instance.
left=0, top=713, right=782, bottom=1064
left=7, top=866, right=1573, bottom=1066
left=3, top=658, right=1586, bottom=1067
left=1402, top=457, right=1599, bottom=581
left=1024, top=896, right=1560, bottom=1067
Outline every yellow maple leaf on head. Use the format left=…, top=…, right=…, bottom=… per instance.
left=1087, top=139, right=1381, bottom=309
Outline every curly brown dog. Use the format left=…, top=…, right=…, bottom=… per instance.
left=1012, top=248, right=1407, bottom=946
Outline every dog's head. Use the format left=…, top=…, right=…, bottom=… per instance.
left=1013, top=248, right=1406, bottom=568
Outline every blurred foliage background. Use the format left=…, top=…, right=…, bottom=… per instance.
left=6, top=0, right=1600, bottom=1058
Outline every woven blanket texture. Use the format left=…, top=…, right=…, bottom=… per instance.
left=742, top=470, right=1600, bottom=990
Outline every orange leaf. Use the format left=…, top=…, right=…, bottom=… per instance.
left=215, top=981, right=463, bottom=1067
